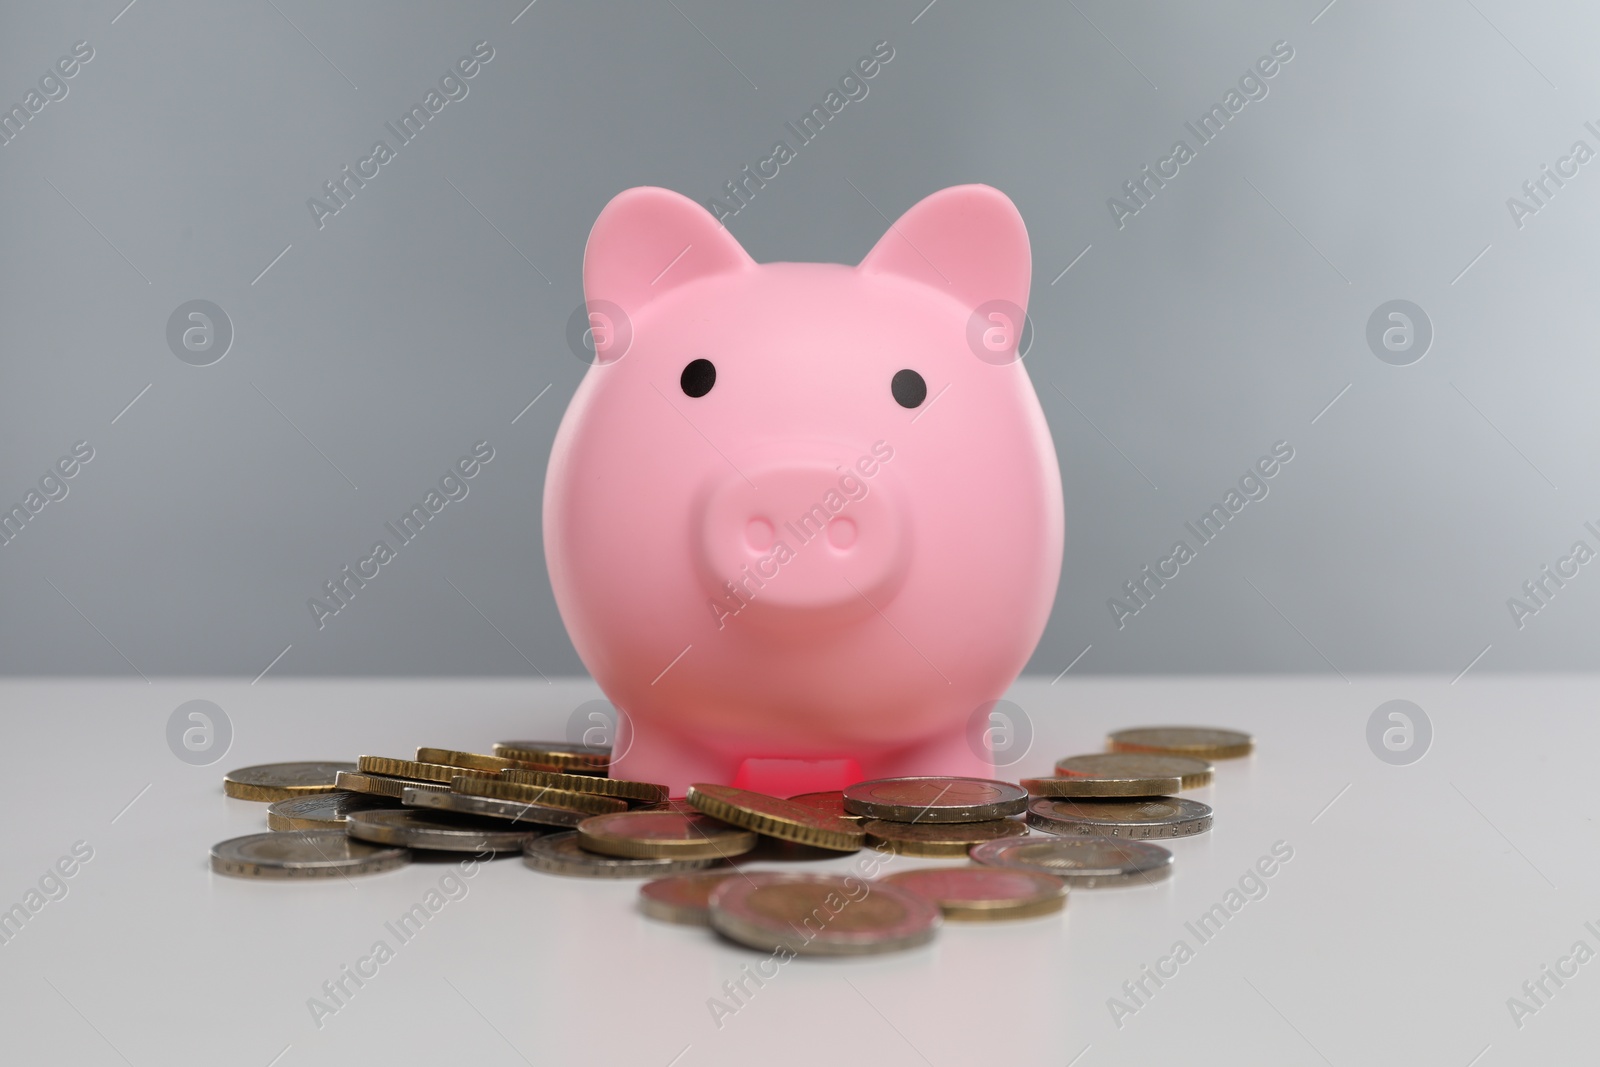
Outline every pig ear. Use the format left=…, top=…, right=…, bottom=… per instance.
left=583, top=187, right=753, bottom=323
left=856, top=184, right=1030, bottom=314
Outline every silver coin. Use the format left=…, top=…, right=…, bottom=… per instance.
left=346, top=809, right=538, bottom=852
left=334, top=770, right=449, bottom=799
left=842, top=776, right=1029, bottom=823
left=403, top=786, right=589, bottom=829
left=522, top=832, right=722, bottom=879
left=709, top=873, right=940, bottom=956
left=266, top=791, right=402, bottom=831
left=1026, top=796, right=1213, bottom=840
left=210, top=831, right=409, bottom=879
left=970, top=836, right=1173, bottom=888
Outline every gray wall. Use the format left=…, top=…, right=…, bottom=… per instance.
left=3, top=0, right=1597, bottom=678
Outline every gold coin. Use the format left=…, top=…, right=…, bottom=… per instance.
left=492, top=741, right=609, bottom=774
left=578, top=811, right=756, bottom=860
left=222, top=762, right=356, bottom=802
left=266, top=791, right=401, bottom=830
left=1023, top=774, right=1183, bottom=798
left=842, top=777, right=1029, bottom=823
left=451, top=775, right=628, bottom=815
left=787, top=791, right=864, bottom=823
left=335, top=771, right=448, bottom=799
left=639, top=872, right=740, bottom=925
left=1108, top=726, right=1253, bottom=759
left=415, top=747, right=525, bottom=772
left=1055, top=752, right=1213, bottom=789
left=881, top=866, right=1068, bottom=921
left=861, top=818, right=1029, bottom=857
left=686, top=783, right=864, bottom=852
left=709, top=873, right=939, bottom=955
left=356, top=755, right=499, bottom=785
left=499, top=767, right=669, bottom=804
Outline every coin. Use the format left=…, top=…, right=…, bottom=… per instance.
left=787, top=791, right=864, bottom=823
left=881, top=867, right=1068, bottom=921
left=404, top=787, right=593, bottom=828
left=639, top=796, right=700, bottom=814
left=1023, top=773, right=1183, bottom=798
left=222, top=762, right=356, bottom=802
left=210, top=830, right=408, bottom=879
left=639, top=872, right=741, bottom=925
left=357, top=756, right=500, bottom=785
left=686, top=783, right=864, bottom=852
left=709, top=873, right=940, bottom=956
left=1027, top=797, right=1214, bottom=839
left=499, top=767, right=669, bottom=805
left=493, top=741, right=609, bottom=775
left=266, top=791, right=401, bottom=831
left=416, top=747, right=526, bottom=772
left=335, top=770, right=449, bottom=799
left=1055, top=752, right=1214, bottom=789
left=523, top=832, right=722, bottom=878
left=578, top=811, right=757, bottom=860
left=1108, top=726, right=1253, bottom=759
left=842, top=777, right=1029, bottom=823
left=451, top=775, right=629, bottom=815
left=861, top=818, right=1030, bottom=857
left=346, top=809, right=539, bottom=852
left=970, top=837, right=1173, bottom=888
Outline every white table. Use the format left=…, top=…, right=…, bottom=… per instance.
left=0, top=676, right=1592, bottom=1066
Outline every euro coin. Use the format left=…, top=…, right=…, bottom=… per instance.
left=451, top=775, right=628, bottom=816
left=523, top=832, right=722, bottom=878
left=577, top=811, right=757, bottom=860
left=842, top=777, right=1028, bottom=823
left=266, top=791, right=400, bottom=831
left=357, top=755, right=499, bottom=785
left=686, top=783, right=863, bottom=852
left=210, top=830, right=408, bottom=879
left=1023, top=773, right=1183, bottom=798
left=1027, top=796, right=1213, bottom=839
left=709, top=873, right=940, bottom=956
left=403, top=786, right=592, bottom=828
left=881, top=866, right=1068, bottom=921
left=346, top=809, right=539, bottom=852
left=335, top=770, right=448, bottom=799
left=639, top=872, right=741, bottom=925
left=787, top=791, right=863, bottom=823
left=1108, top=726, right=1253, bottom=759
left=970, top=836, right=1173, bottom=888
left=1055, top=752, right=1214, bottom=789
left=416, top=747, right=526, bottom=772
left=861, top=818, right=1029, bottom=857
left=222, top=762, right=356, bottom=802
left=493, top=741, right=609, bottom=774
left=499, top=767, right=669, bottom=805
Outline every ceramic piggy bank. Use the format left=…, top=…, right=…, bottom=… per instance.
left=544, top=184, right=1063, bottom=795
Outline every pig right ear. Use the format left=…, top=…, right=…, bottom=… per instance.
left=583, top=187, right=753, bottom=337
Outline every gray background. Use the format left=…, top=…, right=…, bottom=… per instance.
left=3, top=0, right=1597, bottom=679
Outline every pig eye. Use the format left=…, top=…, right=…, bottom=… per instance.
left=681, top=358, right=716, bottom=397
left=891, top=369, right=926, bottom=408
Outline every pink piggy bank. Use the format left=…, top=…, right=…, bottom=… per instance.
left=544, top=184, right=1063, bottom=795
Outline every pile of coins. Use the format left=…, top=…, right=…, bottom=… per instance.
left=211, top=726, right=1252, bottom=954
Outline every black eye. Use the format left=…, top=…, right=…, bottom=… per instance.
left=681, top=358, right=716, bottom=397
left=891, top=369, right=926, bottom=408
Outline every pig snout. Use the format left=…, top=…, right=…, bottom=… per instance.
left=697, top=460, right=909, bottom=621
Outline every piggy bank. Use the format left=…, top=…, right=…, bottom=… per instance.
left=544, top=185, right=1063, bottom=795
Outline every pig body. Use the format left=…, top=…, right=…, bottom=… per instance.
left=544, top=185, right=1063, bottom=794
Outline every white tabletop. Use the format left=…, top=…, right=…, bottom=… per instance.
left=0, top=675, right=1592, bottom=1066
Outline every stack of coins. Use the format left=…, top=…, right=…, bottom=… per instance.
left=210, top=724, right=1252, bottom=954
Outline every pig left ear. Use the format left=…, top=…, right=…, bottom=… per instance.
left=856, top=184, right=1030, bottom=314
left=584, top=187, right=754, bottom=323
